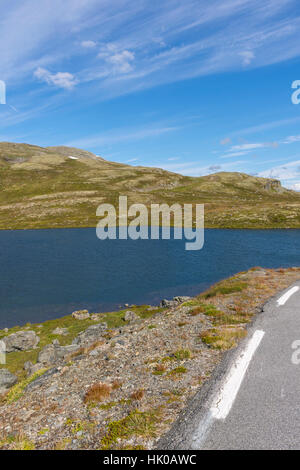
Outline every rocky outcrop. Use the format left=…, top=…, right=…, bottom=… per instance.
left=0, top=369, right=17, bottom=394
left=264, top=179, right=283, bottom=193
left=160, top=296, right=191, bottom=308
left=71, top=310, right=90, bottom=320
left=124, top=311, right=140, bottom=323
left=2, top=331, right=40, bottom=353
left=72, top=323, right=107, bottom=346
left=38, top=341, right=80, bottom=366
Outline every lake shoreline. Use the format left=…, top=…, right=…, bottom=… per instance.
left=1, top=267, right=300, bottom=450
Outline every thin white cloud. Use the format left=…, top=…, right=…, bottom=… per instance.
left=259, top=159, right=300, bottom=180
left=81, top=40, right=97, bottom=48
left=96, top=44, right=135, bottom=74
left=220, top=150, right=250, bottom=158
left=230, top=143, right=268, bottom=151
left=34, top=67, right=78, bottom=89
left=159, top=158, right=247, bottom=176
left=220, top=137, right=231, bottom=145
left=66, top=124, right=180, bottom=148
left=282, top=135, right=300, bottom=144
left=239, top=50, right=255, bottom=65
left=288, top=182, right=300, bottom=191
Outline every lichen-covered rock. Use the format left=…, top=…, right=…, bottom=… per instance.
left=52, top=327, right=68, bottom=336
left=160, top=296, right=192, bottom=308
left=160, top=299, right=178, bottom=308
left=24, top=361, right=45, bottom=377
left=0, top=369, right=17, bottom=393
left=72, top=323, right=107, bottom=346
left=38, top=343, right=80, bottom=366
left=124, top=310, right=139, bottom=323
left=173, top=296, right=191, bottom=303
left=71, top=310, right=90, bottom=320
left=2, top=330, right=40, bottom=352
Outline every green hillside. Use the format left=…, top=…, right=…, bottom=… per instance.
left=0, top=142, right=300, bottom=229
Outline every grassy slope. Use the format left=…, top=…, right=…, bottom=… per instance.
left=1, top=142, right=300, bottom=229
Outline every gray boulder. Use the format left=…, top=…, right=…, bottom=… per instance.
left=0, top=369, right=17, bottom=393
left=38, top=343, right=80, bottom=366
left=72, top=322, right=107, bottom=346
left=160, top=296, right=192, bottom=308
left=173, top=296, right=191, bottom=303
left=2, top=330, right=40, bottom=352
left=24, top=361, right=45, bottom=377
left=160, top=299, right=178, bottom=308
left=72, top=310, right=90, bottom=320
left=124, top=310, right=139, bottom=323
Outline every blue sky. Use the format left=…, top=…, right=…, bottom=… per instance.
left=1, top=0, right=300, bottom=188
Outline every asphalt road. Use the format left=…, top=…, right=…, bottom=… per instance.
left=158, top=282, right=300, bottom=450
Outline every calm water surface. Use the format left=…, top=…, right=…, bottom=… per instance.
left=0, top=228, right=299, bottom=328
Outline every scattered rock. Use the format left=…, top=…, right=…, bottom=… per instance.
left=91, top=314, right=100, bottom=321
left=38, top=343, right=80, bottom=366
left=173, top=296, right=191, bottom=303
left=160, top=299, right=178, bottom=308
left=38, top=344, right=57, bottom=365
left=52, top=327, right=68, bottom=336
left=2, top=330, right=40, bottom=353
left=160, top=296, right=192, bottom=308
left=124, top=311, right=139, bottom=323
left=0, top=369, right=17, bottom=393
left=71, top=309, right=90, bottom=320
left=24, top=368, right=59, bottom=392
left=24, top=361, right=45, bottom=377
left=72, top=323, right=107, bottom=346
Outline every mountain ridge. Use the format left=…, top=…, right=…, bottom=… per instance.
left=0, top=142, right=299, bottom=229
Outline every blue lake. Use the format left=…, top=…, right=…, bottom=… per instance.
left=0, top=228, right=300, bottom=328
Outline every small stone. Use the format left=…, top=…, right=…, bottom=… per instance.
left=52, top=327, right=68, bottom=335
left=91, top=314, right=99, bottom=321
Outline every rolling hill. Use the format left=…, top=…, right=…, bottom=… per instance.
left=0, top=142, right=300, bottom=229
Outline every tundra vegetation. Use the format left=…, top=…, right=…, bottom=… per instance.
left=1, top=142, right=300, bottom=229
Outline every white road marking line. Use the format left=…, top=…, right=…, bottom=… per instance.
left=191, top=330, right=265, bottom=448
left=277, top=286, right=299, bottom=306
left=210, top=329, right=265, bottom=420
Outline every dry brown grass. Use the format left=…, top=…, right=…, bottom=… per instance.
left=130, top=388, right=145, bottom=400
left=84, top=383, right=111, bottom=403
left=111, top=380, right=122, bottom=390
left=130, top=389, right=145, bottom=401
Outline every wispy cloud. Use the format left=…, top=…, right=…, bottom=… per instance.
left=34, top=67, right=78, bottom=89
left=259, top=159, right=300, bottom=180
left=65, top=124, right=180, bottom=149
left=239, top=50, right=255, bottom=65
left=159, top=158, right=247, bottom=176
left=81, top=40, right=97, bottom=48
left=2, top=1, right=300, bottom=103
